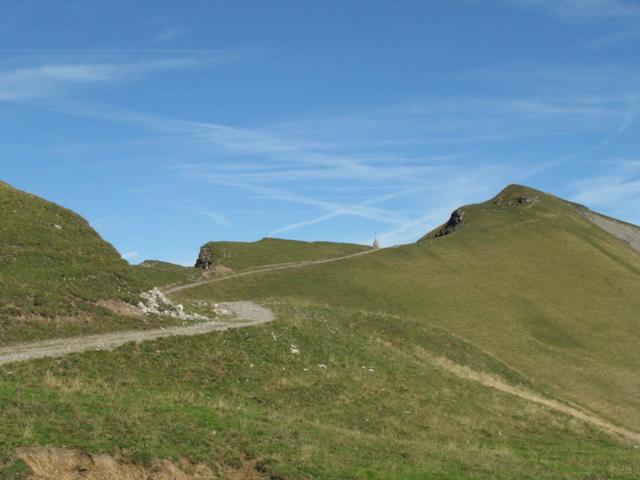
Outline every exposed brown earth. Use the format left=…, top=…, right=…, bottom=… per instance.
left=16, top=447, right=216, bottom=480
left=96, top=300, right=144, bottom=318
left=16, top=447, right=269, bottom=480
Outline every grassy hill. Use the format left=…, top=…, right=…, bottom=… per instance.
left=1, top=183, right=640, bottom=478
left=196, top=237, right=371, bottom=271
left=176, top=185, right=640, bottom=437
left=0, top=181, right=151, bottom=342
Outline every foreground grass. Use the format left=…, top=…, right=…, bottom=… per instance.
left=1, top=301, right=638, bottom=479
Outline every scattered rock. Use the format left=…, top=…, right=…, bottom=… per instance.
left=137, top=288, right=210, bottom=322
left=435, top=208, right=465, bottom=238
left=290, top=344, right=300, bottom=355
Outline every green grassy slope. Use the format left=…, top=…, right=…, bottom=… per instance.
left=177, top=185, right=640, bottom=434
left=197, top=237, right=371, bottom=271
left=0, top=181, right=150, bottom=342
left=135, top=260, right=204, bottom=288
left=2, top=183, right=640, bottom=478
left=2, top=302, right=638, bottom=479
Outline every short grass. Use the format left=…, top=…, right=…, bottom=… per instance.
left=0, top=181, right=143, bottom=316
left=2, top=183, right=640, bottom=478
left=177, top=185, right=640, bottom=436
left=1, top=301, right=638, bottom=479
left=0, top=181, right=161, bottom=343
left=134, top=260, right=205, bottom=288
left=199, top=237, right=371, bottom=271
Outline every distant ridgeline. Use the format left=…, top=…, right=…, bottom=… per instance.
left=194, top=237, right=371, bottom=271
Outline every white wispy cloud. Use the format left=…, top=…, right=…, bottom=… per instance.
left=0, top=58, right=196, bottom=101
left=568, top=159, right=640, bottom=224
left=5, top=57, right=638, bottom=244
left=37, top=70, right=638, bottom=243
left=587, top=28, right=640, bottom=48
left=197, top=208, right=231, bottom=227
left=270, top=187, right=423, bottom=235
left=121, top=251, right=140, bottom=260
left=501, top=0, right=640, bottom=21
left=461, top=0, right=640, bottom=48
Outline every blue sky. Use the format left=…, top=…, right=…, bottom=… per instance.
left=1, top=0, right=639, bottom=265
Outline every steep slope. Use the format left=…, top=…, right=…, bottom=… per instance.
left=0, top=181, right=145, bottom=340
left=195, top=237, right=371, bottom=271
left=177, top=185, right=640, bottom=434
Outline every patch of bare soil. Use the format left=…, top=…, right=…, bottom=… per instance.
left=96, top=300, right=143, bottom=318
left=17, top=447, right=217, bottom=480
left=214, top=265, right=235, bottom=276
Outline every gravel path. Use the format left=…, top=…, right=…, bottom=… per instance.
left=0, top=301, right=274, bottom=367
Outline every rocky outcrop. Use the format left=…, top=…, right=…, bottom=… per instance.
left=435, top=208, right=465, bottom=238
left=493, top=195, right=536, bottom=206
left=195, top=245, right=215, bottom=270
left=137, top=288, right=210, bottom=322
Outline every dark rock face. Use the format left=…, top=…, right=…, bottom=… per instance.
left=517, top=196, right=533, bottom=205
left=435, top=208, right=465, bottom=238
left=195, top=246, right=215, bottom=270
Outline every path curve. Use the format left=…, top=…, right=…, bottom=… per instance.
left=0, top=302, right=274, bottom=367
left=164, top=248, right=380, bottom=294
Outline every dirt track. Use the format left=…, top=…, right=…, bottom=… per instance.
left=432, top=355, right=640, bottom=445
left=0, top=301, right=274, bottom=367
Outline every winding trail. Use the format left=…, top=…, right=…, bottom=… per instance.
left=0, top=249, right=382, bottom=367
left=0, top=302, right=274, bottom=367
left=431, top=355, right=640, bottom=445
left=163, top=248, right=380, bottom=294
